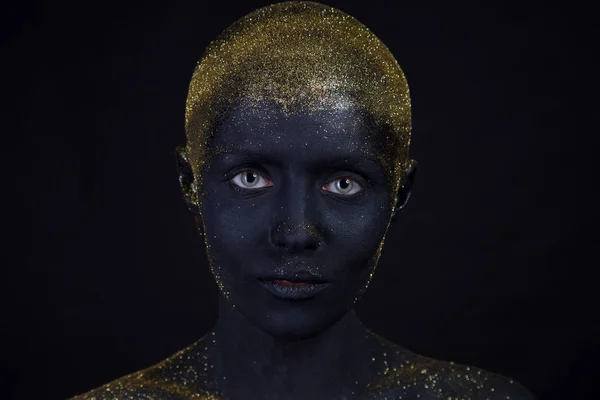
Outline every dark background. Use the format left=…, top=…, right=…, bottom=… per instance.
left=4, top=0, right=597, bottom=399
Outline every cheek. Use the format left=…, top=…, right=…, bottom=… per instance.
left=200, top=192, right=271, bottom=268
left=324, top=201, right=391, bottom=264
left=199, top=197, right=268, bottom=301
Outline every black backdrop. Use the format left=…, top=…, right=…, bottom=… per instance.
left=4, top=0, right=597, bottom=399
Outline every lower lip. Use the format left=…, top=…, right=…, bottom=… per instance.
left=258, top=279, right=330, bottom=300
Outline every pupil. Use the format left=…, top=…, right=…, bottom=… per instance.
left=339, top=179, right=350, bottom=190
left=246, top=173, right=256, bottom=183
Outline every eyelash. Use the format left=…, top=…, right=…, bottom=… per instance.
left=229, top=168, right=366, bottom=197
left=230, top=169, right=274, bottom=190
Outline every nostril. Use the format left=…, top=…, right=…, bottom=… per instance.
left=303, top=238, right=321, bottom=250
left=305, top=241, right=320, bottom=251
left=270, top=224, right=323, bottom=252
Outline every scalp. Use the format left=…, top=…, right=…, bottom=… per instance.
left=184, top=1, right=412, bottom=191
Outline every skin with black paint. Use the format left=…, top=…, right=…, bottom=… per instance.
left=197, top=102, right=397, bottom=340
left=190, top=101, right=409, bottom=398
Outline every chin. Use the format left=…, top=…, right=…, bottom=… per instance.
left=248, top=299, right=347, bottom=340
left=266, top=312, right=325, bottom=340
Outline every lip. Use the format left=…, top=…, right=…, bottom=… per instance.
left=258, top=279, right=330, bottom=300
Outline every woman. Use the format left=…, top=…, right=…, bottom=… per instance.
left=72, top=2, right=534, bottom=399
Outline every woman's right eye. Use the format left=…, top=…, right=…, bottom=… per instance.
left=231, top=170, right=273, bottom=190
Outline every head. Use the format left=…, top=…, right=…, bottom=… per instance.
left=178, top=1, right=416, bottom=339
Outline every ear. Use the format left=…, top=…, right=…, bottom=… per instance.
left=391, top=159, right=417, bottom=219
left=176, top=145, right=201, bottom=214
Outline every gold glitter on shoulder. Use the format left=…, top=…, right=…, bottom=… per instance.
left=69, top=339, right=225, bottom=400
left=363, top=335, right=535, bottom=400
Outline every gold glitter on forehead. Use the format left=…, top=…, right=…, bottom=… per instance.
left=184, top=1, right=411, bottom=195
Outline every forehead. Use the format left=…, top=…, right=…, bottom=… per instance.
left=212, top=102, right=381, bottom=164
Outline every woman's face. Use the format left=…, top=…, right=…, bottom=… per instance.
left=198, top=101, right=396, bottom=339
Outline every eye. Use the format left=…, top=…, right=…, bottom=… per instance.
left=231, top=170, right=273, bottom=189
left=322, top=177, right=363, bottom=196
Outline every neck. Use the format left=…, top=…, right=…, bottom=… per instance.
left=207, top=294, right=376, bottom=399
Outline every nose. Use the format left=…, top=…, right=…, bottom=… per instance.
left=270, top=221, right=323, bottom=252
left=270, top=181, right=324, bottom=253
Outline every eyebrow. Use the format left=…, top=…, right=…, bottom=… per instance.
left=215, top=151, right=384, bottom=174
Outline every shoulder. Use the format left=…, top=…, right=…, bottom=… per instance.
left=69, top=372, right=184, bottom=400
left=69, top=340, right=225, bottom=400
left=365, top=337, right=535, bottom=400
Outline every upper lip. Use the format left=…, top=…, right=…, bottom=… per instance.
left=258, top=270, right=329, bottom=284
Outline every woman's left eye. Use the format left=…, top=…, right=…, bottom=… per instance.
left=231, top=170, right=273, bottom=189
left=322, top=177, right=363, bottom=196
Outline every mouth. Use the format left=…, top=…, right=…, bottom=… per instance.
left=258, top=274, right=330, bottom=300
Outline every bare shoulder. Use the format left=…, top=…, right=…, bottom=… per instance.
left=364, top=335, right=536, bottom=400
left=69, top=339, right=224, bottom=400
